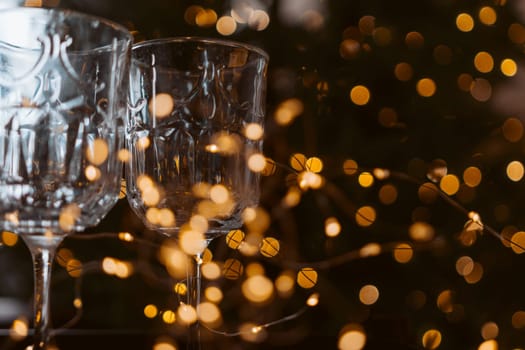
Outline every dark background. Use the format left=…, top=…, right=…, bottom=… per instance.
left=2, top=0, right=525, bottom=349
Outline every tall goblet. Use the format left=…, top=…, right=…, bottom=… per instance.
left=0, top=7, right=131, bottom=349
left=126, top=37, right=268, bottom=347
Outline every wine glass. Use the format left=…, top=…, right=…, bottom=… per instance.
left=126, top=37, right=268, bottom=347
left=0, top=7, right=131, bottom=349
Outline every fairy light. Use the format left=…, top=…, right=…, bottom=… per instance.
left=2, top=231, right=18, bottom=246
left=118, top=232, right=134, bottom=242
left=204, top=286, right=223, bottom=303
left=456, top=13, right=474, bottom=32
left=177, top=303, right=198, bottom=325
left=144, top=304, right=158, bottom=318
left=9, top=317, right=28, bottom=341
left=86, top=138, right=109, bottom=165
left=478, top=340, right=498, bottom=350
left=422, top=329, right=442, bottom=349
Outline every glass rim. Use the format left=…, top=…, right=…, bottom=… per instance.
left=132, top=36, right=269, bottom=62
left=0, top=6, right=132, bottom=41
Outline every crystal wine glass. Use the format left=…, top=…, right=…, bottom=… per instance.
left=0, top=7, right=131, bottom=349
left=126, top=37, right=268, bottom=347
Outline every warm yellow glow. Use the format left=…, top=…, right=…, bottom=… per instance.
left=261, top=157, right=277, bottom=176
left=416, top=78, right=436, bottom=97
left=202, top=262, right=221, bottom=280
left=86, top=138, right=109, bottom=165
left=174, top=282, right=187, bottom=296
left=474, top=51, right=494, bottom=73
left=456, top=13, right=474, bottom=32
left=373, top=26, right=392, bottom=46
left=239, top=322, right=268, bottom=343
left=463, top=166, right=482, bottom=187
left=275, top=271, right=295, bottom=297
left=325, top=217, right=342, bottom=237
left=226, top=229, right=245, bottom=249
left=248, top=9, right=270, bottom=31
left=290, top=153, right=307, bottom=171
left=405, top=31, right=424, bottom=49
left=56, top=248, right=73, bottom=267
left=144, top=304, right=158, bottom=318
left=197, top=302, right=222, bottom=325
left=409, top=222, right=435, bottom=242
left=359, top=285, right=379, bottom=305
left=479, top=6, right=497, bottom=25
left=394, top=62, right=413, bottom=81
left=478, top=339, right=498, bottom=350
left=196, top=8, right=218, bottom=27
left=223, top=258, right=244, bottom=280
left=510, top=231, right=525, bottom=254
left=260, top=237, right=280, bottom=257
left=248, top=153, right=267, bottom=172
left=66, top=259, right=82, bottom=278
left=338, top=323, right=367, bottom=350
left=440, top=174, right=460, bottom=195
left=242, top=274, right=274, bottom=303
left=393, top=243, right=413, bottom=263
left=470, top=78, right=492, bottom=102
left=340, top=39, right=361, bottom=60
left=502, top=117, right=523, bottom=142
left=149, top=93, right=174, bottom=119
left=210, top=184, right=229, bottom=204
left=507, top=160, right=524, bottom=181
left=343, top=159, right=359, bottom=175
left=481, top=321, right=499, bottom=340
left=85, top=165, right=101, bottom=181
left=422, top=329, right=442, bottom=349
left=358, top=15, right=375, bottom=35
left=350, top=85, right=371, bottom=105
left=179, top=229, right=206, bottom=255
left=243, top=207, right=271, bottom=233
left=378, top=184, right=398, bottom=205
left=457, top=73, right=473, bottom=92
left=358, top=172, right=374, bottom=187
left=216, top=15, right=237, bottom=35
left=355, top=206, right=376, bottom=227
left=464, top=262, right=484, bottom=284
left=184, top=5, right=204, bottom=25
left=9, top=318, right=28, bottom=340
left=359, top=243, right=382, bottom=257
left=118, top=148, right=130, bottom=162
left=153, top=340, right=177, bottom=350
left=456, top=256, right=475, bottom=276
left=275, top=98, right=304, bottom=125
left=306, top=157, right=323, bottom=173
left=177, top=304, right=198, bottom=325
left=245, top=262, right=265, bottom=277
left=204, top=286, right=223, bottom=303
left=297, top=267, right=318, bottom=289
left=512, top=310, right=525, bottom=329
left=73, top=298, right=82, bottom=309
left=118, top=232, right=134, bottom=242
left=58, top=203, right=80, bottom=232
left=162, top=310, right=176, bottom=324
left=437, top=289, right=453, bottom=313
left=2, top=231, right=18, bottom=246
left=500, top=58, right=517, bottom=76
left=244, top=123, right=264, bottom=140
left=283, top=187, right=302, bottom=208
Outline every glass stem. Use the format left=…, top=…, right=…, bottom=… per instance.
left=186, top=239, right=211, bottom=350
left=21, top=235, right=63, bottom=350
